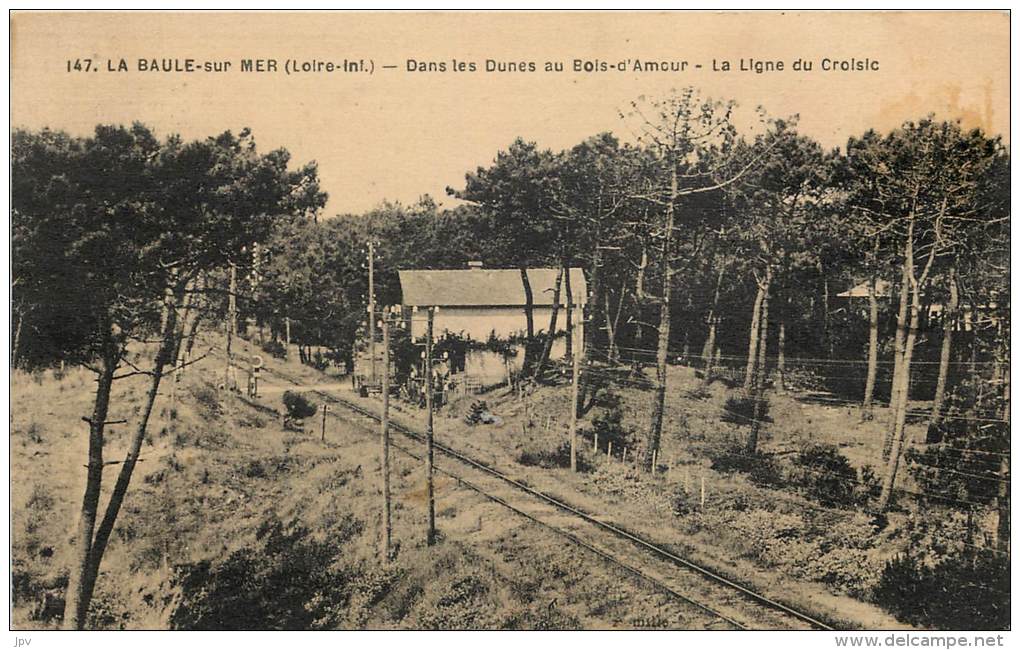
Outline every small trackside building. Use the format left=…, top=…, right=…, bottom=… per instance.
left=398, top=264, right=587, bottom=384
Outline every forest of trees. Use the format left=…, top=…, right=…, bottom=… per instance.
left=11, top=87, right=1010, bottom=628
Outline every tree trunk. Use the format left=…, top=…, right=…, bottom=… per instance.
left=746, top=267, right=771, bottom=454
left=170, top=280, right=196, bottom=369
left=743, top=280, right=765, bottom=390
left=776, top=280, right=787, bottom=391
left=997, top=456, right=1010, bottom=555
left=777, top=319, right=786, bottom=391
left=634, top=243, right=648, bottom=344
left=585, top=245, right=602, bottom=357
left=701, top=317, right=718, bottom=386
left=862, top=273, right=880, bottom=418
left=878, top=261, right=921, bottom=512
left=578, top=248, right=601, bottom=414
left=701, top=267, right=724, bottom=385
left=604, top=292, right=617, bottom=364
left=998, top=362, right=1010, bottom=554
left=12, top=307, right=25, bottom=369
left=534, top=266, right=564, bottom=378
left=77, top=283, right=182, bottom=622
left=610, top=288, right=626, bottom=363
left=63, top=336, right=119, bottom=629
left=181, top=311, right=204, bottom=378
left=883, top=264, right=911, bottom=460
left=643, top=166, right=676, bottom=472
left=927, top=265, right=958, bottom=441
left=520, top=268, right=536, bottom=375
left=821, top=260, right=832, bottom=358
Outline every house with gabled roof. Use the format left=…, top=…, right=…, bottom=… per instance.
left=399, top=263, right=586, bottom=340
left=398, top=262, right=587, bottom=383
left=836, top=278, right=1001, bottom=332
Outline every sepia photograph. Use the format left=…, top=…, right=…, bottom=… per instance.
left=6, top=8, right=1012, bottom=638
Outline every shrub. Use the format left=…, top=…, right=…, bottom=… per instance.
left=709, top=445, right=784, bottom=488
left=586, top=391, right=634, bottom=453
left=26, top=484, right=55, bottom=514
left=729, top=509, right=809, bottom=565
left=261, top=339, right=287, bottom=359
left=872, top=551, right=1009, bottom=630
left=190, top=383, right=222, bottom=417
left=282, top=391, right=318, bottom=420
left=804, top=547, right=882, bottom=597
left=310, top=351, right=329, bottom=371
left=669, top=484, right=698, bottom=516
left=905, top=431, right=1006, bottom=507
left=25, top=421, right=44, bottom=444
left=412, top=571, right=498, bottom=630
left=500, top=603, right=581, bottom=630
left=787, top=444, right=867, bottom=508
left=721, top=395, right=769, bottom=426
left=171, top=516, right=354, bottom=630
left=517, top=441, right=592, bottom=473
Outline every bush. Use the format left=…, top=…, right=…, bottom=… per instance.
left=310, top=351, right=329, bottom=371
left=873, top=551, right=1009, bottom=630
left=171, top=516, right=353, bottom=630
left=500, top=603, right=581, bottom=630
left=788, top=444, right=872, bottom=508
left=190, top=381, right=222, bottom=411
left=721, top=395, right=769, bottom=426
left=517, top=441, right=592, bottom=473
left=586, top=391, right=634, bottom=453
left=729, top=509, right=809, bottom=565
left=906, top=430, right=1006, bottom=507
left=804, top=547, right=882, bottom=597
left=412, top=571, right=498, bottom=630
left=709, top=445, right=784, bottom=488
left=261, top=339, right=287, bottom=359
left=282, top=391, right=318, bottom=420
left=669, top=484, right=698, bottom=516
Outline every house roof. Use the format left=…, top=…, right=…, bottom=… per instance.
left=837, top=279, right=892, bottom=298
left=399, top=268, right=588, bottom=307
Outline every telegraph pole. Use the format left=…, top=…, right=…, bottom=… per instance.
left=570, top=320, right=581, bottom=472
left=368, top=242, right=377, bottom=385
left=425, top=306, right=436, bottom=546
left=252, top=242, right=263, bottom=346
left=380, top=316, right=392, bottom=560
left=225, top=262, right=237, bottom=391
left=284, top=316, right=291, bottom=359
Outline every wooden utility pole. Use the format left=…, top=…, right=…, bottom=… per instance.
left=570, top=320, right=581, bottom=472
left=321, top=404, right=328, bottom=443
left=224, top=262, right=237, bottom=391
left=425, top=307, right=436, bottom=546
left=368, top=242, right=377, bottom=385
left=380, top=317, right=392, bottom=560
left=284, top=316, right=291, bottom=359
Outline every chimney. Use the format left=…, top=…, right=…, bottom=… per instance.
left=467, top=261, right=484, bottom=270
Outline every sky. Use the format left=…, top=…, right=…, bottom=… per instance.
left=10, top=11, right=1010, bottom=216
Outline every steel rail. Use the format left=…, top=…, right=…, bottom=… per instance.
left=254, top=361, right=836, bottom=630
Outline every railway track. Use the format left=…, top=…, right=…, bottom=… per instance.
left=247, top=360, right=836, bottom=631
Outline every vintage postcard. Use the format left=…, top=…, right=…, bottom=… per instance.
left=7, top=9, right=1011, bottom=639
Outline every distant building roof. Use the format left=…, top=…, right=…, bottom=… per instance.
left=837, top=279, right=892, bottom=298
left=399, top=268, right=587, bottom=307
